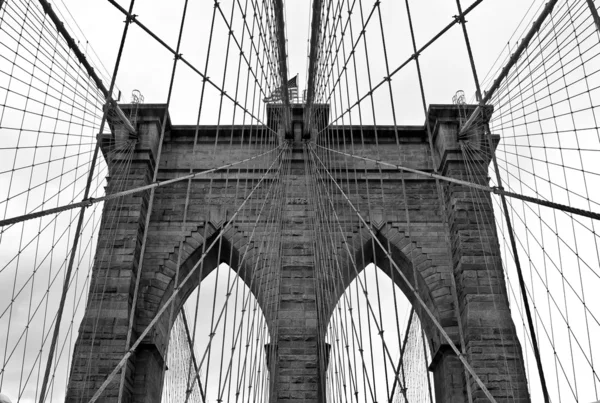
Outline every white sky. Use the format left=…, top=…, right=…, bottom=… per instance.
left=54, top=0, right=548, bottom=124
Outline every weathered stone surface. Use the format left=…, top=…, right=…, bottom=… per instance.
left=66, top=104, right=529, bottom=403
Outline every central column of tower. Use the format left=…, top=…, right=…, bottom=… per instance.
left=273, top=141, right=322, bottom=402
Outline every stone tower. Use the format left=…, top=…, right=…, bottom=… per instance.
left=66, top=103, right=529, bottom=402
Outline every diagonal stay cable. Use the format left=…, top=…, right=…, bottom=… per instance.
left=0, top=147, right=281, bottom=228
left=314, top=144, right=600, bottom=221
left=308, top=143, right=500, bottom=403
left=181, top=309, right=207, bottom=402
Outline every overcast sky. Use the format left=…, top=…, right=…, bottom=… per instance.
left=53, top=0, right=549, bottom=124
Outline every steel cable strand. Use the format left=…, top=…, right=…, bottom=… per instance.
left=0, top=126, right=126, bottom=310
left=0, top=0, right=106, bottom=116
left=486, top=11, right=600, bottom=391
left=0, top=142, right=128, bottom=281
left=461, top=141, right=600, bottom=331
left=486, top=1, right=590, bottom=123
left=2, top=144, right=128, bottom=400
left=482, top=166, right=586, bottom=401
left=0, top=169, right=115, bottom=389
left=321, top=14, right=372, bottom=402
left=214, top=1, right=273, bottom=102
left=12, top=206, right=103, bottom=400
left=308, top=159, right=346, bottom=401
left=173, top=0, right=233, bottom=399
left=33, top=49, right=105, bottom=401
left=10, top=0, right=112, bottom=102
left=0, top=159, right=118, bottom=398
left=328, top=11, right=372, bottom=395
left=457, top=26, right=525, bottom=393
left=0, top=0, right=122, bottom=394
left=473, top=132, right=600, bottom=285
left=473, top=142, right=600, bottom=241
left=373, top=2, right=440, bottom=398
left=309, top=0, right=347, bottom=108
left=168, top=1, right=219, bottom=399
left=313, top=110, right=358, bottom=401
left=503, top=36, right=567, bottom=392
left=39, top=199, right=124, bottom=400
left=313, top=144, right=600, bottom=223
left=197, top=3, right=284, bottom=392
left=313, top=0, right=378, bottom=114
left=548, top=4, right=598, bottom=392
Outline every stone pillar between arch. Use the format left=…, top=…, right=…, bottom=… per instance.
left=273, top=142, right=326, bottom=402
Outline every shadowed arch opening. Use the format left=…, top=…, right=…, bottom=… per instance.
left=320, top=228, right=459, bottom=403
left=324, top=263, right=435, bottom=402
left=325, top=231, right=451, bottom=352
left=163, top=231, right=271, bottom=328
left=162, top=263, right=272, bottom=403
left=146, top=230, right=276, bottom=351
left=135, top=228, right=277, bottom=403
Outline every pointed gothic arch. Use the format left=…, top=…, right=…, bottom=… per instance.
left=161, top=262, right=272, bottom=403
left=323, top=224, right=459, bottom=353
left=130, top=226, right=277, bottom=401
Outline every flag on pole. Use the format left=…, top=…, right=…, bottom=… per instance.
left=264, top=75, right=298, bottom=103
left=287, top=75, right=297, bottom=88
left=288, top=75, right=298, bottom=102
